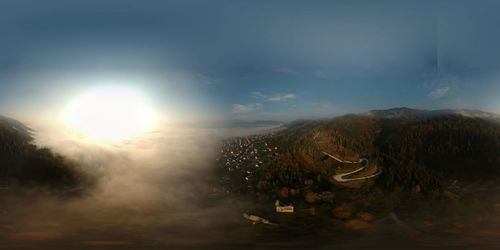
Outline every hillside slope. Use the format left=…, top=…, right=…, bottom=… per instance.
left=0, top=115, right=84, bottom=190
left=217, top=108, right=500, bottom=200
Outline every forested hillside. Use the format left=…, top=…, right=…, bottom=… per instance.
left=0, top=116, right=83, bottom=190
left=217, top=108, right=500, bottom=202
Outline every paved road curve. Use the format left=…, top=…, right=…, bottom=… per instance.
left=314, top=132, right=381, bottom=182
left=322, top=152, right=381, bottom=182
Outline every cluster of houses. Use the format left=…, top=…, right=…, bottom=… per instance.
left=217, top=130, right=294, bottom=226
left=217, top=133, right=279, bottom=193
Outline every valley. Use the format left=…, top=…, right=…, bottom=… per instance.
left=2, top=108, right=500, bottom=248
left=213, top=108, right=500, bottom=235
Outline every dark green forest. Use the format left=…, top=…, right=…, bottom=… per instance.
left=0, top=116, right=84, bottom=190
left=219, top=109, right=500, bottom=205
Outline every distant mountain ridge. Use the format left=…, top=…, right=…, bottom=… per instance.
left=365, top=107, right=500, bottom=121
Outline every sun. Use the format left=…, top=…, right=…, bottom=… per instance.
left=63, top=86, right=157, bottom=142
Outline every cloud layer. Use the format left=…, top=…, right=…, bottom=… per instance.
left=232, top=103, right=261, bottom=114
left=429, top=86, right=450, bottom=98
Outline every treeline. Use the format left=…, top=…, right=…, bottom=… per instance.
left=254, top=113, right=500, bottom=196
left=379, top=115, right=500, bottom=189
left=0, top=117, right=84, bottom=190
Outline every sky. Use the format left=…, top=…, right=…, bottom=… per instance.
left=1, top=0, right=500, bottom=122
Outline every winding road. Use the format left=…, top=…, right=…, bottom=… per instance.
left=314, top=132, right=382, bottom=183
left=322, top=151, right=381, bottom=182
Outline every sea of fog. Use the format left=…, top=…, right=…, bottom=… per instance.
left=0, top=124, right=276, bottom=249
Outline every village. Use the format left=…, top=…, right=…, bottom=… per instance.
left=213, top=131, right=379, bottom=229
left=216, top=132, right=279, bottom=195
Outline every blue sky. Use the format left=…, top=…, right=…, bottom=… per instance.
left=1, top=0, right=500, bottom=121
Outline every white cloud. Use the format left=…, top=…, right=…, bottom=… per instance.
left=250, top=91, right=266, bottom=99
left=429, top=86, right=450, bottom=98
left=266, top=93, right=296, bottom=102
left=250, top=91, right=297, bottom=102
left=232, top=104, right=261, bottom=114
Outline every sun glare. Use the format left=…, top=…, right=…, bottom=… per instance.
left=64, top=86, right=156, bottom=142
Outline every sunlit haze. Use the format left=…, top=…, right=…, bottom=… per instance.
left=63, top=86, right=156, bottom=142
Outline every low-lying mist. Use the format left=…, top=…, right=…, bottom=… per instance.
left=0, top=123, right=267, bottom=248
